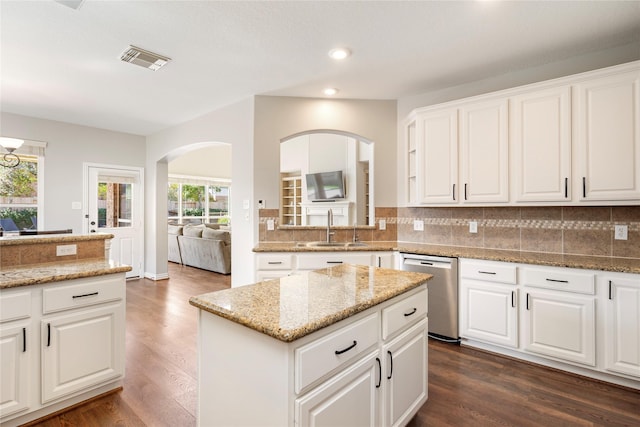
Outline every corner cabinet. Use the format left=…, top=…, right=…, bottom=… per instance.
left=197, top=285, right=428, bottom=427
left=0, top=274, right=126, bottom=427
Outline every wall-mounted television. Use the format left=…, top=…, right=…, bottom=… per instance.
left=305, top=170, right=345, bottom=201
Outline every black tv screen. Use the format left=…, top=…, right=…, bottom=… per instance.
left=306, top=170, right=345, bottom=201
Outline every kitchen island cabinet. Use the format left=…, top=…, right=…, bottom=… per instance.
left=190, top=264, right=431, bottom=427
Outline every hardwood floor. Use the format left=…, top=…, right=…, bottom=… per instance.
left=33, top=263, right=638, bottom=427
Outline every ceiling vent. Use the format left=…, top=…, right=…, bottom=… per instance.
left=120, top=46, right=171, bottom=71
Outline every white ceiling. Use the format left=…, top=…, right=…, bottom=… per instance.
left=1, top=1, right=639, bottom=136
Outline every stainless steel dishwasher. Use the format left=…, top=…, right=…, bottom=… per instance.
left=400, top=253, right=459, bottom=343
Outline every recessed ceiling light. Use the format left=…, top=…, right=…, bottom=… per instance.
left=323, top=88, right=339, bottom=96
left=328, top=48, right=351, bottom=60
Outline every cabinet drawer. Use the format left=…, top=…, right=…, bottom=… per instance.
left=0, top=290, right=31, bottom=322
left=256, top=254, right=293, bottom=270
left=295, top=312, right=379, bottom=394
left=297, top=253, right=373, bottom=270
left=459, top=259, right=516, bottom=284
left=382, top=287, right=427, bottom=340
left=522, top=267, right=595, bottom=295
left=43, top=275, right=125, bottom=314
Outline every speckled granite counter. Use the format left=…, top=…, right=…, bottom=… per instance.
left=189, top=264, right=432, bottom=342
left=0, top=259, right=132, bottom=289
left=252, top=242, right=640, bottom=274
left=0, top=233, right=113, bottom=246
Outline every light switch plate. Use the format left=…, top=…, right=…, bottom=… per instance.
left=71, top=201, right=82, bottom=210
left=614, top=225, right=628, bottom=240
left=414, top=220, right=424, bottom=231
left=56, top=244, right=77, bottom=256
left=258, top=199, right=266, bottom=209
left=379, top=219, right=386, bottom=230
left=469, top=221, right=478, bottom=233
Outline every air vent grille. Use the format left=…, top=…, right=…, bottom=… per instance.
left=120, top=46, right=171, bottom=71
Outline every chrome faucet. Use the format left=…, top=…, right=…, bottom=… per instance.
left=326, top=209, right=334, bottom=243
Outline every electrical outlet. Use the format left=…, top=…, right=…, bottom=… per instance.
left=413, top=220, right=424, bottom=231
left=469, top=221, right=478, bottom=234
left=379, top=219, right=386, bottom=230
left=56, top=244, right=77, bottom=256
left=614, top=225, right=628, bottom=240
left=266, top=219, right=275, bottom=231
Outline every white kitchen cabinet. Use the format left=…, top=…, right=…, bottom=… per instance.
left=604, top=275, right=640, bottom=378
left=459, top=98, right=509, bottom=203
left=511, top=85, right=572, bottom=202
left=41, top=303, right=125, bottom=403
left=197, top=284, right=428, bottom=426
left=0, top=274, right=126, bottom=427
left=405, top=118, right=418, bottom=205
left=574, top=69, right=640, bottom=201
left=0, top=290, right=32, bottom=420
left=459, top=259, right=518, bottom=348
left=381, top=318, right=428, bottom=427
left=415, top=108, right=458, bottom=204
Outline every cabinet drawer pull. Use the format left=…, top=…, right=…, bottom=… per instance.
left=478, top=271, right=496, bottom=275
left=23, top=327, right=26, bottom=352
left=375, top=357, right=382, bottom=388
left=334, top=340, right=357, bottom=355
left=404, top=308, right=417, bottom=317
left=47, top=323, right=51, bottom=347
left=326, top=261, right=343, bottom=264
left=387, top=350, right=393, bottom=379
left=545, top=278, right=569, bottom=284
left=72, top=291, right=99, bottom=299
left=267, top=261, right=282, bottom=265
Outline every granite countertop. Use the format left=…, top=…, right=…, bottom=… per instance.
left=253, top=242, right=640, bottom=274
left=0, top=259, right=132, bottom=289
left=189, top=264, right=432, bottom=342
left=0, top=233, right=114, bottom=246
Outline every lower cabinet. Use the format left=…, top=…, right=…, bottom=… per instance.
left=0, top=274, right=126, bottom=427
left=198, top=284, right=428, bottom=426
left=603, top=276, right=640, bottom=378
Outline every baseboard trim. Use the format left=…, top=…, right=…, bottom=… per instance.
left=144, top=271, right=169, bottom=281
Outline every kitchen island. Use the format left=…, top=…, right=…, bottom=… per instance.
left=189, top=264, right=432, bottom=427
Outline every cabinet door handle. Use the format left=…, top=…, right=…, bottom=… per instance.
left=609, top=280, right=613, bottom=300
left=564, top=177, right=568, bottom=198
left=464, top=183, right=468, bottom=201
left=335, top=340, right=357, bottom=355
left=453, top=184, right=456, bottom=201
left=526, top=293, right=530, bottom=311
left=267, top=261, right=282, bottom=265
left=23, top=328, right=26, bottom=352
left=404, top=307, right=417, bottom=317
left=545, top=278, right=569, bottom=284
left=582, top=177, right=586, bottom=198
left=478, top=271, right=496, bottom=275
left=326, top=261, right=343, bottom=265
left=377, top=257, right=381, bottom=268
left=47, top=323, right=51, bottom=347
left=511, top=291, right=516, bottom=308
left=72, top=291, right=99, bottom=299
left=387, top=350, right=393, bottom=379
left=375, top=357, right=382, bottom=388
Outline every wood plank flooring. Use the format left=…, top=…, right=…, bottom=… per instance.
left=32, top=263, right=639, bottom=427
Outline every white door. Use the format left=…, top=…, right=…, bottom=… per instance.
left=85, top=164, right=143, bottom=278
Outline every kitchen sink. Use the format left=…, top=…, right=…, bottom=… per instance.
left=300, top=241, right=369, bottom=248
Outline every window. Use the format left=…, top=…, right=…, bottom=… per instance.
left=168, top=175, right=231, bottom=225
left=0, top=152, right=41, bottom=232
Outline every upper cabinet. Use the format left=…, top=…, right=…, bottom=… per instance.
left=574, top=70, right=640, bottom=201
left=511, top=86, right=572, bottom=202
left=404, top=61, right=640, bottom=206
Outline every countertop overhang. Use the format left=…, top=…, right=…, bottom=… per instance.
left=253, top=242, right=640, bottom=274
left=189, top=264, right=432, bottom=342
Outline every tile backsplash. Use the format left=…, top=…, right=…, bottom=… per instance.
left=259, top=205, right=640, bottom=260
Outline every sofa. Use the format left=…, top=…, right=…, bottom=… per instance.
left=168, top=223, right=231, bottom=274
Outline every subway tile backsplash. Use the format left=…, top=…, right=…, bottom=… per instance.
left=259, top=206, right=640, bottom=260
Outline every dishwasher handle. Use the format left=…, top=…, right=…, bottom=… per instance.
left=403, top=258, right=453, bottom=269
